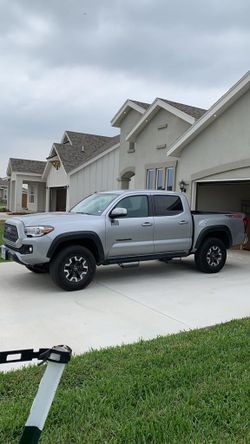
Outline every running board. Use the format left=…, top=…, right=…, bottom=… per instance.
left=118, top=262, right=140, bottom=268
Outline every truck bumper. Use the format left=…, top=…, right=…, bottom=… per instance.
left=1, top=244, right=50, bottom=266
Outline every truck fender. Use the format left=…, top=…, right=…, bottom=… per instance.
left=194, top=226, right=232, bottom=250
left=46, top=231, right=105, bottom=264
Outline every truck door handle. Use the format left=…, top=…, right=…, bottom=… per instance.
left=179, top=220, right=188, bottom=225
left=141, top=222, right=153, bottom=227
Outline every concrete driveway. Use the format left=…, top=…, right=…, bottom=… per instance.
left=0, top=250, right=250, bottom=370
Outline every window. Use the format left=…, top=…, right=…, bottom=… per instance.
left=29, top=185, right=35, bottom=204
left=154, top=195, right=183, bottom=216
left=71, top=193, right=119, bottom=215
left=146, top=169, right=156, bottom=189
left=156, top=168, right=164, bottom=189
left=166, top=167, right=174, bottom=191
left=146, top=166, right=175, bottom=190
left=115, top=195, right=149, bottom=218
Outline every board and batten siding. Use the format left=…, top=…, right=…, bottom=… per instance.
left=46, top=162, right=69, bottom=188
left=69, top=146, right=119, bottom=208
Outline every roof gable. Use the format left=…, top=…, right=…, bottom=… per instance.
left=52, top=133, right=120, bottom=174
left=111, top=99, right=150, bottom=128
left=126, top=98, right=205, bottom=142
left=167, top=70, right=250, bottom=157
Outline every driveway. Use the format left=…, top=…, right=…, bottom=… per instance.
left=0, top=250, right=250, bottom=370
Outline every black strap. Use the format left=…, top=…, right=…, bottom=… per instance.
left=0, top=348, right=49, bottom=364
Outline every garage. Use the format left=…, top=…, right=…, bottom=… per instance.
left=196, top=180, right=250, bottom=249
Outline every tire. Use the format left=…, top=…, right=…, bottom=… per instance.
left=195, top=237, right=227, bottom=273
left=50, top=245, right=96, bottom=291
left=25, top=264, right=49, bottom=273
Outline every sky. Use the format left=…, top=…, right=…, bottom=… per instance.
left=0, top=0, right=250, bottom=177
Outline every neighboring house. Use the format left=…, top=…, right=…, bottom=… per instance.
left=7, top=160, right=46, bottom=212
left=7, top=132, right=120, bottom=212
left=0, top=178, right=8, bottom=202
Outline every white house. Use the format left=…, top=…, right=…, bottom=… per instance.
left=0, top=178, right=8, bottom=202
left=7, top=131, right=120, bottom=212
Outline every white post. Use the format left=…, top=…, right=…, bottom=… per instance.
left=19, top=345, right=72, bottom=444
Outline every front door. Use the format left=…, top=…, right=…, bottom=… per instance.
left=56, top=188, right=67, bottom=211
left=153, top=194, right=192, bottom=253
left=106, top=194, right=154, bottom=257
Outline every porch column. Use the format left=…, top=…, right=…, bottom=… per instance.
left=14, top=176, right=23, bottom=212
left=45, top=187, right=50, bottom=212
left=7, top=180, right=11, bottom=211
left=66, top=186, right=70, bottom=212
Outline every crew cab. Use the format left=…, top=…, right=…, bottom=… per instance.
left=1, top=190, right=248, bottom=291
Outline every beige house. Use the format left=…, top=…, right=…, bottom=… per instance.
left=168, top=70, right=250, bottom=216
left=112, top=99, right=206, bottom=190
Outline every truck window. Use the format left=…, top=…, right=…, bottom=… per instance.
left=115, top=195, right=149, bottom=218
left=153, top=195, right=183, bottom=216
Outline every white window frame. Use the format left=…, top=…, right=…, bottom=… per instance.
left=29, top=185, right=35, bottom=204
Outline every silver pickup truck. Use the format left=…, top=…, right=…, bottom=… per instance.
left=1, top=190, right=248, bottom=291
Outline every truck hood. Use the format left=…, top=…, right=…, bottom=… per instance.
left=8, top=212, right=100, bottom=227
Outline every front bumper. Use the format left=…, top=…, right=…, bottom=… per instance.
left=1, top=242, right=50, bottom=266
left=1, top=245, right=24, bottom=264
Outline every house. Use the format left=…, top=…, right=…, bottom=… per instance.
left=168, top=70, right=250, bottom=215
left=6, top=71, right=250, bottom=224
left=7, top=160, right=46, bottom=213
left=0, top=178, right=8, bottom=202
left=112, top=99, right=206, bottom=190
left=7, top=132, right=120, bottom=212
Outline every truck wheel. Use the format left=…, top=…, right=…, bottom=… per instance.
left=25, top=264, right=49, bottom=273
left=50, top=245, right=96, bottom=291
left=195, top=237, right=226, bottom=273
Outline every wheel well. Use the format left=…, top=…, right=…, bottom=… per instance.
left=197, top=230, right=231, bottom=250
left=50, top=239, right=101, bottom=263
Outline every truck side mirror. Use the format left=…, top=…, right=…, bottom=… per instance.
left=110, top=207, right=128, bottom=218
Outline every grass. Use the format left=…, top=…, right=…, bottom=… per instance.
left=0, top=318, right=249, bottom=443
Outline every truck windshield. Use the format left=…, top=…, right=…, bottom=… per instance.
left=70, top=193, right=119, bottom=215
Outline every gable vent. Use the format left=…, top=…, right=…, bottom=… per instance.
left=81, top=146, right=85, bottom=152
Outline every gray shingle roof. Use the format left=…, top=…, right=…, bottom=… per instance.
left=54, top=133, right=120, bottom=173
left=130, top=100, right=150, bottom=110
left=9, top=158, right=46, bottom=174
left=159, top=99, right=206, bottom=119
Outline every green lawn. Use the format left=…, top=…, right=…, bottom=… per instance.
left=0, top=318, right=249, bottom=443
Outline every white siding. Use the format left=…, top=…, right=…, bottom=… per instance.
left=69, top=147, right=119, bottom=207
left=46, top=162, right=68, bottom=188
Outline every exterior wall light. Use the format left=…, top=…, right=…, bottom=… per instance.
left=179, top=180, right=187, bottom=192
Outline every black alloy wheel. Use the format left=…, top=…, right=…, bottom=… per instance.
left=195, top=237, right=227, bottom=273
left=50, top=246, right=96, bottom=291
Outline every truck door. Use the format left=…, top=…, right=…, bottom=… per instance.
left=152, top=194, right=192, bottom=253
left=106, top=194, right=154, bottom=257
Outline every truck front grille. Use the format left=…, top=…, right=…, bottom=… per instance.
left=4, top=223, right=18, bottom=242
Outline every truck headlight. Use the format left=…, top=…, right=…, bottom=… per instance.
left=25, top=226, right=54, bottom=237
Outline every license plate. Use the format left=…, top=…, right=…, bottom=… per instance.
left=1, top=245, right=7, bottom=260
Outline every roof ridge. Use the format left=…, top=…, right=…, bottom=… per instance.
left=10, top=157, right=46, bottom=163
left=66, top=130, right=116, bottom=139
